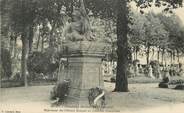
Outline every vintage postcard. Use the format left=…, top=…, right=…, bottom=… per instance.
left=1, top=0, right=184, bottom=113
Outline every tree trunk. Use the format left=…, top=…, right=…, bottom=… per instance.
left=29, top=37, right=33, bottom=53
left=170, top=51, right=173, bottom=65
left=114, top=0, right=129, bottom=92
left=41, top=36, right=44, bottom=52
left=28, top=26, right=33, bottom=53
left=9, top=35, right=14, bottom=58
left=135, top=46, right=138, bottom=60
left=21, top=35, right=29, bottom=87
left=177, top=50, right=180, bottom=64
left=151, top=48, right=154, bottom=61
left=36, top=31, right=40, bottom=50
left=133, top=47, right=136, bottom=61
left=173, top=50, right=175, bottom=63
left=161, top=48, right=165, bottom=65
left=157, top=47, right=160, bottom=62
left=146, top=44, right=150, bottom=65
left=11, top=37, right=17, bottom=77
left=49, top=23, right=56, bottom=48
left=13, top=37, right=17, bottom=58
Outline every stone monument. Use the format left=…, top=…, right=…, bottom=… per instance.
left=148, top=65, right=155, bottom=79
left=59, top=0, right=109, bottom=106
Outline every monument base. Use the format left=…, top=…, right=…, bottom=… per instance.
left=59, top=55, right=105, bottom=106
left=59, top=41, right=108, bottom=106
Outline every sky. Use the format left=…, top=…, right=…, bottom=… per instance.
left=130, top=2, right=184, bottom=25
left=175, top=8, right=184, bottom=24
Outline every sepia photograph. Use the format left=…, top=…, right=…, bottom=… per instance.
left=0, top=0, right=184, bottom=113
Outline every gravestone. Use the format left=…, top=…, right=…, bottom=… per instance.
left=148, top=65, right=155, bottom=79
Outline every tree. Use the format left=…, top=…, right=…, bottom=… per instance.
left=34, top=0, right=69, bottom=49
left=129, top=11, right=147, bottom=60
left=143, top=12, right=169, bottom=65
left=6, top=0, right=71, bottom=86
left=157, top=13, right=184, bottom=64
left=8, top=0, right=37, bottom=86
left=1, top=45, right=12, bottom=80
left=114, top=0, right=129, bottom=92
left=113, top=0, right=182, bottom=91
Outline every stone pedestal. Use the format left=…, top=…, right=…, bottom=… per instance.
left=59, top=41, right=109, bottom=106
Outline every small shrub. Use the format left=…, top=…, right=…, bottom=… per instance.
left=1, top=48, right=12, bottom=80
left=50, top=79, right=71, bottom=104
left=27, top=48, right=60, bottom=80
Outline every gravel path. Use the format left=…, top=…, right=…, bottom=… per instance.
left=1, top=83, right=184, bottom=113
left=105, top=83, right=184, bottom=112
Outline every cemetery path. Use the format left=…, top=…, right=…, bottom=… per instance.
left=105, top=83, right=184, bottom=112
left=1, top=83, right=184, bottom=113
